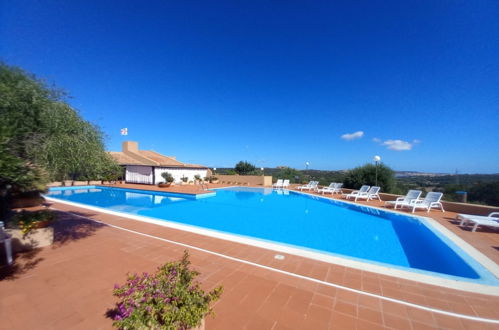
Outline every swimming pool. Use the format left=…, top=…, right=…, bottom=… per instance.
left=46, top=186, right=498, bottom=286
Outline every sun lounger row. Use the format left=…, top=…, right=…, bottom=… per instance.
left=384, top=190, right=444, bottom=213
left=385, top=191, right=498, bottom=233
left=292, top=181, right=496, bottom=233
left=293, top=182, right=449, bottom=215
left=341, top=186, right=445, bottom=213
left=342, top=185, right=381, bottom=201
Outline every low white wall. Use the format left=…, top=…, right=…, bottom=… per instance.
left=126, top=166, right=208, bottom=185
left=154, top=167, right=208, bottom=184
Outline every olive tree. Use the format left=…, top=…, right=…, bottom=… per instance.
left=0, top=62, right=120, bottom=215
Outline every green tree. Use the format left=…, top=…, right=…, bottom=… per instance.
left=343, top=163, right=396, bottom=193
left=234, top=161, right=256, bottom=175
left=0, top=62, right=120, bottom=215
left=0, top=62, right=119, bottom=181
left=0, top=124, right=47, bottom=193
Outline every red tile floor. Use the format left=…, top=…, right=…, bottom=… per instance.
left=1, top=184, right=498, bottom=329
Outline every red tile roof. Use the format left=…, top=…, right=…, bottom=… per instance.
left=109, top=142, right=207, bottom=169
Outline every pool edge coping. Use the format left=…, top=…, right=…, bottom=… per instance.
left=44, top=191, right=499, bottom=296
left=288, top=188, right=499, bottom=278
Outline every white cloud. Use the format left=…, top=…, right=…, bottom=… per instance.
left=341, top=131, right=364, bottom=141
left=373, top=137, right=421, bottom=151
left=382, top=139, right=413, bottom=151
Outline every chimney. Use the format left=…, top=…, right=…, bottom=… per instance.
left=122, top=141, right=139, bottom=153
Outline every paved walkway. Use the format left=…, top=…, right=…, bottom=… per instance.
left=1, top=185, right=498, bottom=329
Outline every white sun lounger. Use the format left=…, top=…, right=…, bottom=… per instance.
left=333, top=183, right=343, bottom=194
left=297, top=181, right=313, bottom=190
left=399, top=192, right=444, bottom=213
left=385, top=190, right=422, bottom=209
left=351, top=186, right=381, bottom=202
left=282, top=179, right=290, bottom=189
left=272, top=179, right=283, bottom=189
left=343, top=185, right=370, bottom=200
left=318, top=182, right=337, bottom=194
left=318, top=183, right=343, bottom=195
left=457, top=212, right=499, bottom=232
left=297, top=181, right=318, bottom=191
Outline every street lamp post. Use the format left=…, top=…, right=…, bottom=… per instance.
left=373, top=155, right=381, bottom=186
left=305, top=161, right=310, bottom=171
left=261, top=167, right=264, bottom=176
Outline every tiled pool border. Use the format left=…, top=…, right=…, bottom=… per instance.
left=45, top=186, right=499, bottom=295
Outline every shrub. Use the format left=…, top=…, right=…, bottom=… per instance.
left=161, top=172, right=175, bottom=183
left=111, top=251, right=222, bottom=329
left=468, top=182, right=499, bottom=206
left=181, top=176, right=188, bottom=183
left=343, top=163, right=396, bottom=193
left=234, top=161, right=256, bottom=175
left=10, top=209, right=55, bottom=237
left=194, top=175, right=201, bottom=181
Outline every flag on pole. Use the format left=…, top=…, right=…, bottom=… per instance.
left=120, top=128, right=128, bottom=136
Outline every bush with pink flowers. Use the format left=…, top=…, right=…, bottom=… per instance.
left=111, top=251, right=222, bottom=329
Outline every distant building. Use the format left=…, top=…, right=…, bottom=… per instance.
left=109, top=141, right=209, bottom=185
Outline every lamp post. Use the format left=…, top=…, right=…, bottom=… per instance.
left=261, top=167, right=264, bottom=176
left=213, top=168, right=216, bottom=175
left=305, top=161, right=309, bottom=171
left=373, top=155, right=381, bottom=186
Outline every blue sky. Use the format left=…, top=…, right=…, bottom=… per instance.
left=1, top=1, right=498, bottom=173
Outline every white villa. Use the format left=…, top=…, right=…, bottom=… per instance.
left=109, top=141, right=209, bottom=185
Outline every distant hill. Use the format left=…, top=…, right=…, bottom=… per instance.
left=213, top=166, right=499, bottom=206
left=395, top=171, right=450, bottom=177
left=397, top=173, right=499, bottom=185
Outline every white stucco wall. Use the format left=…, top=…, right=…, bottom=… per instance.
left=154, top=167, right=208, bottom=184
left=125, top=165, right=153, bottom=184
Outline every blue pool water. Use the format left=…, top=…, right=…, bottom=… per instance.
left=47, top=186, right=492, bottom=281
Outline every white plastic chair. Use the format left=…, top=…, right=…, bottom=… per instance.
left=298, top=181, right=319, bottom=191
left=272, top=179, right=283, bottom=189
left=400, top=192, right=444, bottom=213
left=385, top=190, right=422, bottom=209
left=0, top=221, right=13, bottom=265
left=318, top=183, right=342, bottom=195
left=343, top=185, right=370, bottom=200
left=352, top=186, right=381, bottom=202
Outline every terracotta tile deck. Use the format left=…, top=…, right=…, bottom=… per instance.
left=1, top=184, right=498, bottom=329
